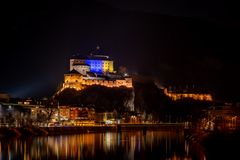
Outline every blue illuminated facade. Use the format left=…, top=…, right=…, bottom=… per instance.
left=85, top=60, right=103, bottom=73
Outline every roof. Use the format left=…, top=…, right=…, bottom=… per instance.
left=86, top=72, right=97, bottom=77
left=70, top=47, right=113, bottom=61
left=70, top=54, right=112, bottom=61
left=66, top=69, right=82, bottom=75
left=88, top=54, right=112, bottom=60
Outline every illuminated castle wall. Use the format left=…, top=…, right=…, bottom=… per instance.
left=61, top=72, right=132, bottom=92
left=56, top=52, right=132, bottom=95
left=164, top=88, right=213, bottom=101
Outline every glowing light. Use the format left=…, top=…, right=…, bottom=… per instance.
left=164, top=88, right=213, bottom=101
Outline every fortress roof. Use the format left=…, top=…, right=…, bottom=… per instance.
left=70, top=47, right=112, bottom=61
left=66, top=69, right=82, bottom=75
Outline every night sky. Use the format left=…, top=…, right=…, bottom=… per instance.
left=1, top=0, right=239, bottom=101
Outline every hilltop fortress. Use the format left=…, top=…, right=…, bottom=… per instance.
left=55, top=49, right=133, bottom=95
left=54, top=48, right=212, bottom=102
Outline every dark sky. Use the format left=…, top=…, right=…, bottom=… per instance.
left=1, top=0, right=239, bottom=101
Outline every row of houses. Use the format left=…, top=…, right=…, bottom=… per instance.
left=0, top=102, right=123, bottom=127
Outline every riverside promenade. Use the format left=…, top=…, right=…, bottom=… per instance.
left=0, top=123, right=185, bottom=137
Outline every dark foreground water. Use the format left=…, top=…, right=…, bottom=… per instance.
left=0, top=130, right=205, bottom=160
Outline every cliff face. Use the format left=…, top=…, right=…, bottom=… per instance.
left=54, top=85, right=133, bottom=112
left=54, top=79, right=172, bottom=113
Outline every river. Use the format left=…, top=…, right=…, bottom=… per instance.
left=0, top=130, right=205, bottom=160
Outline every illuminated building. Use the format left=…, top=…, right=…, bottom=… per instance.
left=56, top=50, right=133, bottom=95
left=95, top=112, right=116, bottom=124
left=58, top=106, right=96, bottom=126
left=72, top=63, right=90, bottom=75
left=70, top=49, right=114, bottom=74
left=59, top=106, right=70, bottom=121
left=200, top=104, right=240, bottom=131
left=164, top=87, right=213, bottom=101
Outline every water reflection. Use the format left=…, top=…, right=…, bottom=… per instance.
left=0, top=131, right=204, bottom=160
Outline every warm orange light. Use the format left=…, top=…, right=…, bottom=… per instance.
left=164, top=88, right=213, bottom=101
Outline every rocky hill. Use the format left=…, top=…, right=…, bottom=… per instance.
left=54, top=76, right=212, bottom=122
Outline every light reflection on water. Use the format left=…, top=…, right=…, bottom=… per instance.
left=0, top=131, right=204, bottom=160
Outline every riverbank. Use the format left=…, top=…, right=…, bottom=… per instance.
left=0, top=123, right=184, bottom=137
left=184, top=128, right=240, bottom=159
left=200, top=130, right=240, bottom=159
